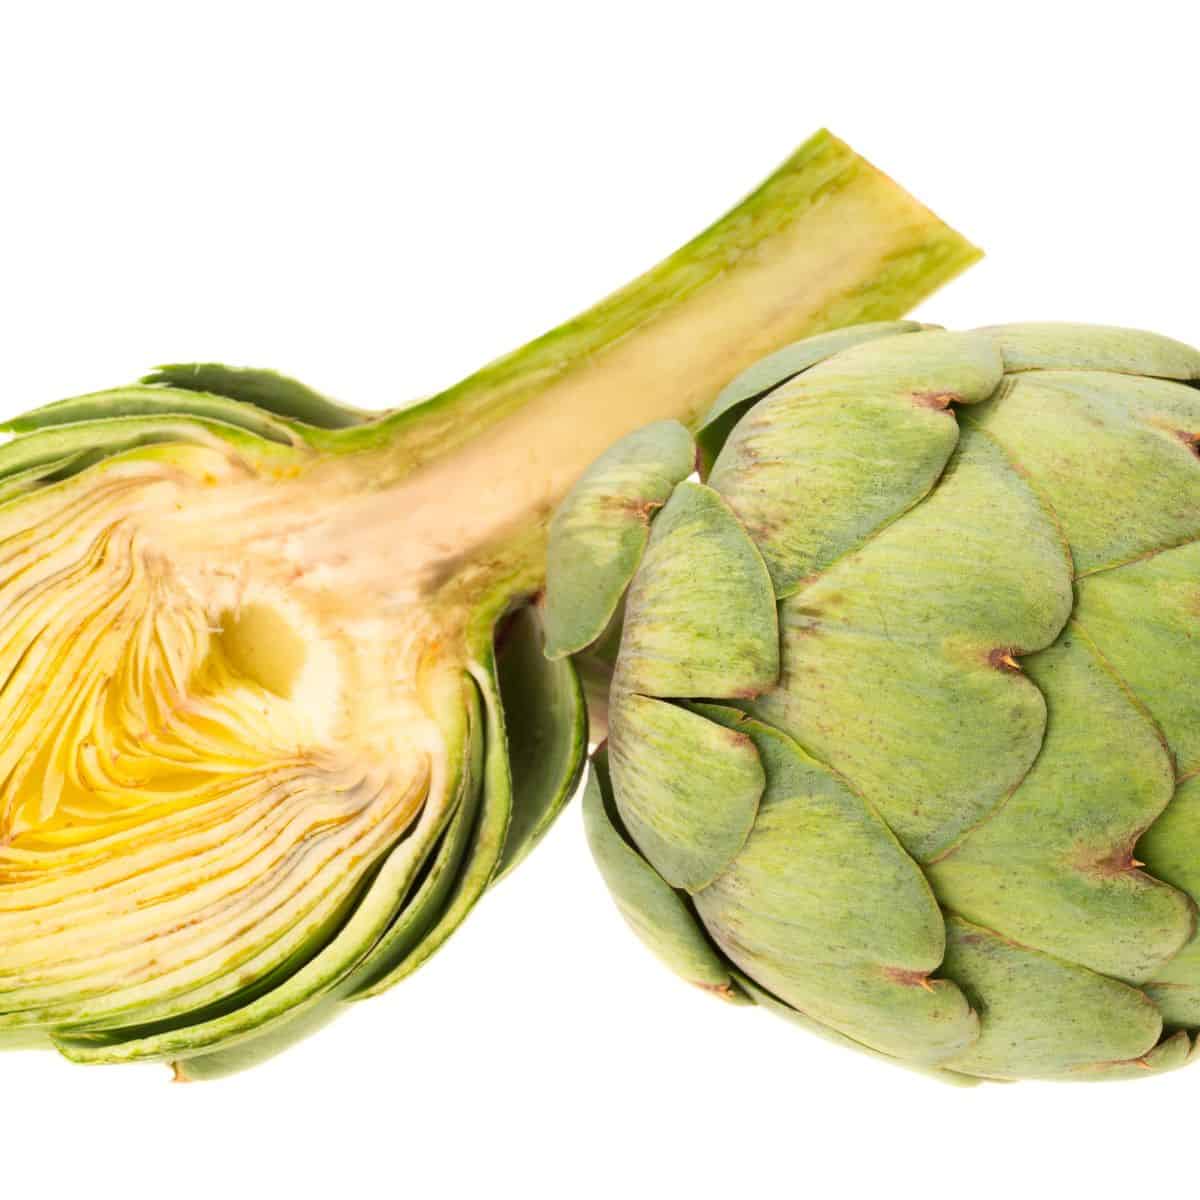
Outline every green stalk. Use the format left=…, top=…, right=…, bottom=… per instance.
left=338, top=130, right=979, bottom=610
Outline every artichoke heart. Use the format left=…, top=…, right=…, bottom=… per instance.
left=551, top=321, right=1200, bottom=1083
left=1, top=129, right=979, bottom=1076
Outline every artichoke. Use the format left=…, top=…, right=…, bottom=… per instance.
left=547, top=321, right=1200, bottom=1083
left=0, top=132, right=977, bottom=1078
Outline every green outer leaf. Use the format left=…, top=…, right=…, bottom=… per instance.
left=927, top=630, right=1192, bottom=984
left=976, top=323, right=1200, bottom=379
left=581, top=750, right=742, bottom=999
left=1074, top=541, right=1200, bottom=779
left=3, top=385, right=298, bottom=444
left=940, top=916, right=1163, bottom=1080
left=695, top=320, right=927, bottom=469
left=1067, top=1031, right=1195, bottom=1082
left=141, top=363, right=372, bottom=429
left=1139, top=776, right=1200, bottom=1025
left=709, top=330, right=1003, bottom=596
left=733, top=971, right=981, bottom=1087
left=170, top=1000, right=345, bottom=1082
left=607, top=694, right=763, bottom=893
left=544, top=421, right=695, bottom=659
left=494, top=604, right=586, bottom=881
left=616, top=481, right=779, bottom=700
left=0, top=411, right=302, bottom=490
left=701, top=321, right=930, bottom=429
left=968, top=371, right=1200, bottom=575
left=693, top=710, right=978, bottom=1066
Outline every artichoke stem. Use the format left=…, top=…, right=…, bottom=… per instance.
left=338, top=130, right=980, bottom=607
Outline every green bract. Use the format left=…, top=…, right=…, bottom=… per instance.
left=549, top=321, right=1200, bottom=1082
left=0, top=131, right=977, bottom=1077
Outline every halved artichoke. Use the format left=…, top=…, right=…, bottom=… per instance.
left=548, top=321, right=1200, bottom=1083
left=0, top=131, right=978, bottom=1077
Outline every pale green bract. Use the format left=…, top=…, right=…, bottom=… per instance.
left=547, top=321, right=1200, bottom=1083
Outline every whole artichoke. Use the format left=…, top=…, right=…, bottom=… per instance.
left=0, top=132, right=977, bottom=1077
left=547, top=322, right=1200, bottom=1083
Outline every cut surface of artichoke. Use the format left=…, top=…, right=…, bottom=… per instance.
left=0, top=130, right=979, bottom=1076
left=0, top=438, right=474, bottom=1068
left=550, top=321, right=1200, bottom=1083
left=0, top=447, right=443, bottom=1033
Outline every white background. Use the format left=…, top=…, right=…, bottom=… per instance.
left=2, top=3, right=1196, bottom=1197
